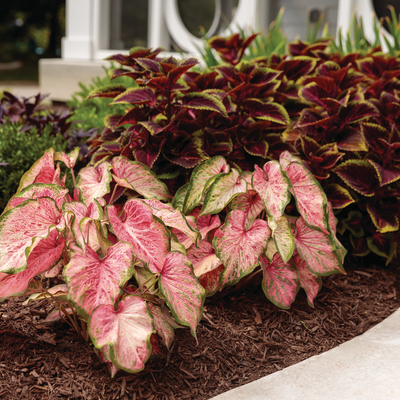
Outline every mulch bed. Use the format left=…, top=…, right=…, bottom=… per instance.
left=1, top=266, right=399, bottom=400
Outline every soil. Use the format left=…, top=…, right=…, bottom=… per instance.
left=1, top=266, right=399, bottom=400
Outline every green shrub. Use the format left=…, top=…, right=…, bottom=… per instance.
left=0, top=122, right=67, bottom=211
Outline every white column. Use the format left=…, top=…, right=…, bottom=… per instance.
left=336, top=0, right=356, bottom=39
left=148, top=0, right=170, bottom=50
left=62, top=0, right=94, bottom=59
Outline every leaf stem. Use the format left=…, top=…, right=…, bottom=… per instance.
left=133, top=274, right=160, bottom=295
left=109, top=183, right=119, bottom=205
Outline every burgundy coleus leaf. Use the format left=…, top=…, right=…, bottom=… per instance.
left=181, top=93, right=228, bottom=117
left=259, top=254, right=299, bottom=310
left=243, top=99, right=290, bottom=125
left=0, top=198, right=65, bottom=274
left=0, top=230, right=65, bottom=302
left=54, top=147, right=80, bottom=170
left=87, top=84, right=126, bottom=99
left=111, top=156, right=170, bottom=202
left=272, top=216, right=295, bottom=263
left=111, top=87, right=156, bottom=105
left=367, top=201, right=399, bottom=233
left=333, top=160, right=379, bottom=197
left=64, top=242, right=134, bottom=321
left=282, top=158, right=329, bottom=234
left=294, top=217, right=344, bottom=275
left=88, top=295, right=154, bottom=373
left=107, top=199, right=170, bottom=273
left=251, top=160, right=291, bottom=228
left=147, top=303, right=180, bottom=350
left=338, top=101, right=378, bottom=127
left=350, top=236, right=370, bottom=257
left=183, top=156, right=230, bottom=214
left=200, top=169, right=247, bottom=216
left=324, top=183, right=355, bottom=209
left=230, top=189, right=265, bottom=227
left=187, top=240, right=223, bottom=279
left=159, top=252, right=205, bottom=339
left=291, top=252, right=321, bottom=307
left=342, top=211, right=364, bottom=238
left=367, top=160, right=400, bottom=186
left=337, top=127, right=368, bottom=152
left=277, top=56, right=317, bottom=82
left=139, top=121, right=164, bottom=136
left=213, top=210, right=270, bottom=288
left=76, top=162, right=112, bottom=205
left=367, top=233, right=396, bottom=266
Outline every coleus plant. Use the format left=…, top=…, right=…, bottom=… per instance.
left=0, top=145, right=345, bottom=376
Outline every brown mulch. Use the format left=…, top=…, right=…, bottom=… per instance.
left=0, top=267, right=399, bottom=400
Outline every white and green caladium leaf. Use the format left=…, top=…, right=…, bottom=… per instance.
left=282, top=159, right=329, bottom=234
left=259, top=253, right=299, bottom=309
left=230, top=189, right=265, bottom=228
left=112, top=156, right=170, bottom=202
left=291, top=252, right=321, bottom=307
left=213, top=210, right=271, bottom=288
left=64, top=242, right=134, bottom=321
left=187, top=240, right=223, bottom=279
left=63, top=200, right=103, bottom=252
left=251, top=161, right=291, bottom=229
left=147, top=302, right=180, bottom=350
left=143, top=199, right=199, bottom=246
left=22, top=284, right=68, bottom=305
left=132, top=266, right=158, bottom=295
left=200, top=169, right=247, bottom=216
left=89, top=295, right=154, bottom=373
left=199, top=264, right=225, bottom=297
left=16, top=148, right=55, bottom=193
left=183, top=156, right=230, bottom=214
left=265, top=238, right=278, bottom=262
left=0, top=230, right=65, bottom=302
left=327, top=202, right=347, bottom=264
left=4, top=183, right=69, bottom=214
left=107, top=199, right=170, bottom=273
left=54, top=147, right=80, bottom=170
left=273, top=216, right=295, bottom=263
left=76, top=162, right=112, bottom=206
left=294, top=217, right=345, bottom=275
left=279, top=150, right=301, bottom=170
left=0, top=198, right=65, bottom=274
left=95, top=346, right=119, bottom=378
left=159, top=252, right=205, bottom=339
left=172, top=183, right=189, bottom=210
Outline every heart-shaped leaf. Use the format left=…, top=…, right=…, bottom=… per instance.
left=54, top=147, right=80, bottom=170
left=187, top=240, right=223, bottom=278
left=230, top=189, right=265, bottom=227
left=273, top=216, right=295, bottom=263
left=89, top=295, right=154, bottom=373
left=159, top=252, right=205, bottom=339
left=213, top=210, right=270, bottom=288
left=181, top=93, right=228, bottom=117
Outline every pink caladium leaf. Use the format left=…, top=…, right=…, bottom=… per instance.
left=251, top=161, right=291, bottom=229
left=0, top=198, right=65, bottom=274
left=159, top=252, right=205, bottom=339
left=291, top=252, right=321, bottom=307
left=95, top=347, right=119, bottom=378
left=199, top=264, right=225, bottom=297
left=283, top=158, right=329, bottom=234
left=42, top=260, right=63, bottom=278
left=213, top=210, right=271, bottom=288
left=187, top=240, right=223, bottom=278
left=294, top=217, right=344, bottom=275
left=54, top=147, right=80, bottom=170
left=76, top=162, right=112, bottom=205
left=63, top=242, right=134, bottom=321
left=144, top=199, right=199, bottom=246
left=273, top=216, right=295, bottom=263
left=3, top=183, right=69, bottom=214
left=22, top=283, right=68, bottom=306
left=107, top=199, right=170, bottom=273
left=183, top=156, right=230, bottom=214
left=89, top=295, right=154, bottom=374
left=327, top=202, right=347, bottom=264
left=189, top=207, right=221, bottom=240
left=230, top=189, right=265, bottom=228
left=16, top=148, right=55, bottom=193
left=147, top=302, right=180, bottom=350
left=200, top=169, right=247, bottom=216
left=260, top=253, right=299, bottom=309
left=0, top=230, right=65, bottom=301
left=44, top=307, right=74, bottom=324
left=112, top=156, right=170, bottom=202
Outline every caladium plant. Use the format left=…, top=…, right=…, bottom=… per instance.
left=0, top=145, right=345, bottom=377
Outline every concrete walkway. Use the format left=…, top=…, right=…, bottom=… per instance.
left=211, top=308, right=400, bottom=400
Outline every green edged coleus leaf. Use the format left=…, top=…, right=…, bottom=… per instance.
left=76, top=162, right=112, bottom=205
left=172, top=183, right=189, bottom=210
left=88, top=295, right=154, bottom=373
left=282, top=158, right=329, bottom=234
left=87, top=84, right=126, bottom=99
left=333, top=160, right=379, bottom=197
left=183, top=156, right=230, bottom=214
left=64, top=242, right=134, bottom=321
left=259, top=253, right=299, bottom=309
left=147, top=303, right=180, bottom=350
left=367, top=233, right=396, bottom=266
left=187, top=240, right=223, bottom=279
left=230, top=189, right=265, bottom=228
left=54, top=147, right=80, bottom=170
left=294, top=217, right=344, bottom=276
left=159, top=252, right=205, bottom=339
left=0, top=230, right=65, bottom=302
left=291, top=252, right=321, bottom=308
left=366, top=201, right=399, bottom=233
left=351, top=236, right=370, bottom=257
left=107, top=199, right=170, bottom=273
left=342, top=211, right=364, bottom=238
left=367, top=160, right=400, bottom=186
left=181, top=92, right=228, bottom=117
left=111, top=87, right=156, bottom=105
left=337, top=128, right=368, bottom=152
left=251, top=161, right=291, bottom=228
left=0, top=198, right=65, bottom=274
left=245, top=99, right=290, bottom=125
left=324, top=183, right=355, bottom=209
left=273, top=216, right=295, bottom=263
left=112, top=156, right=170, bottom=202
left=200, top=169, right=247, bottom=216
left=213, top=210, right=271, bottom=288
